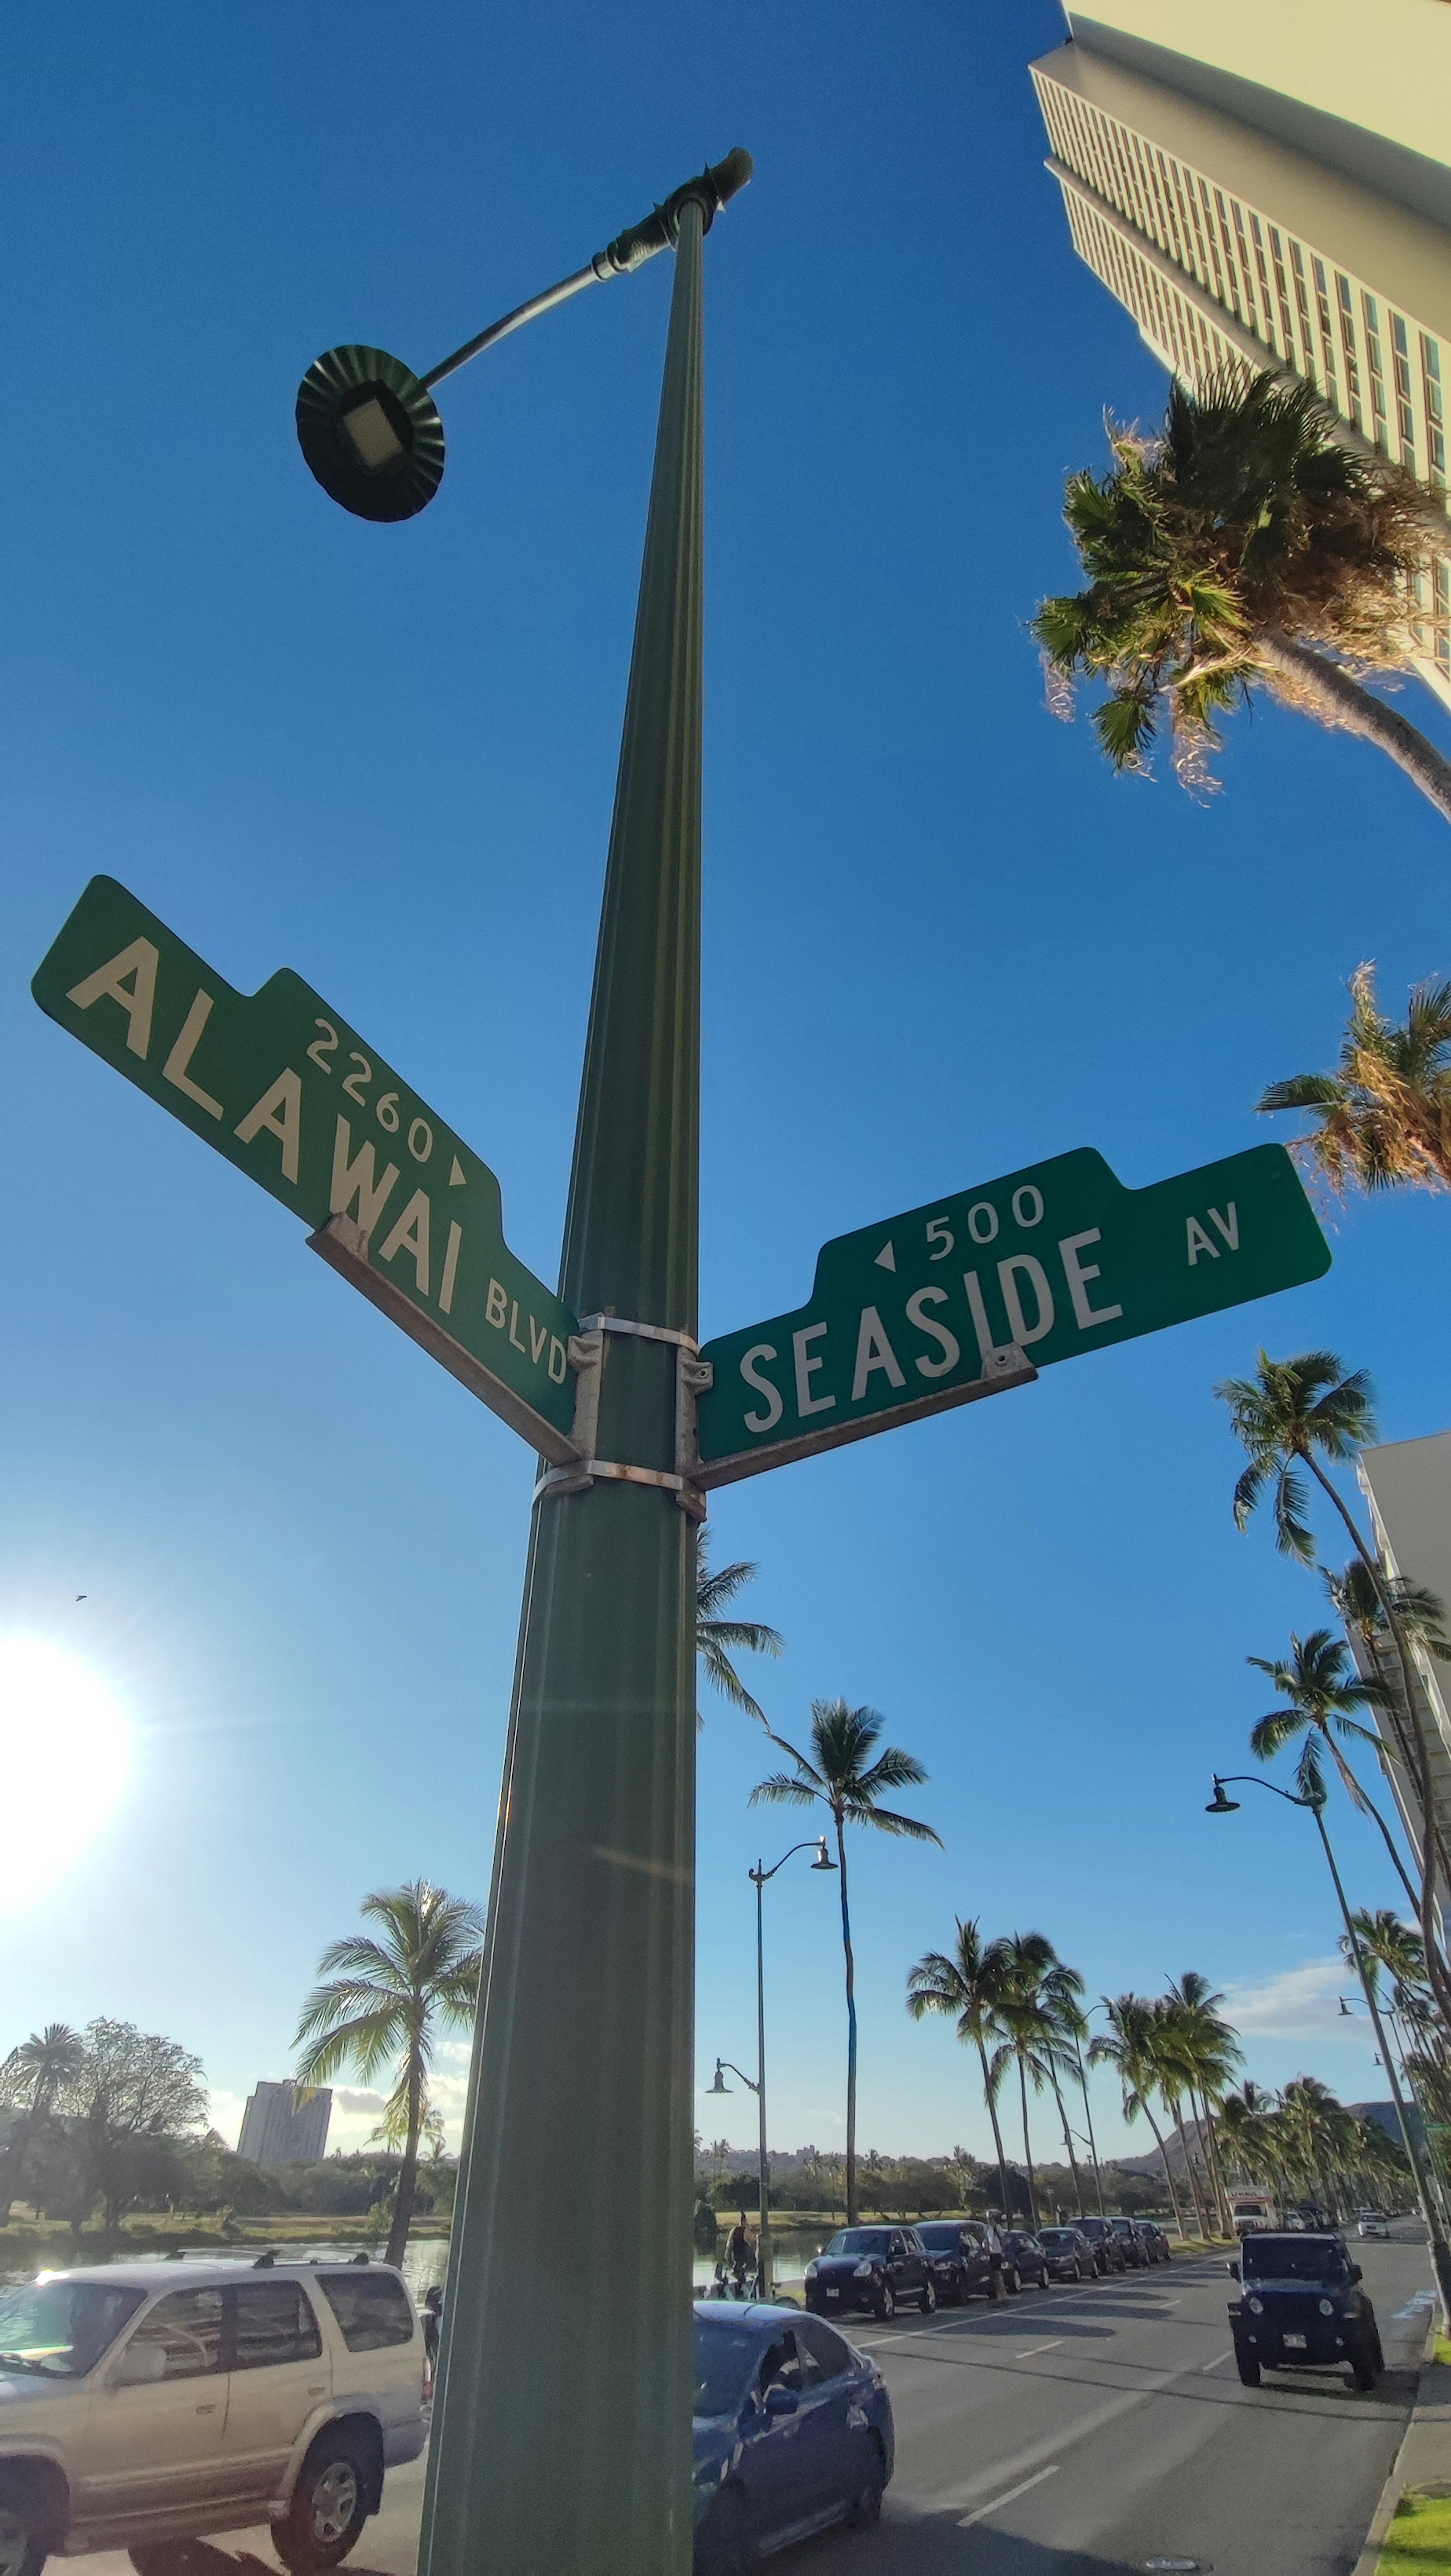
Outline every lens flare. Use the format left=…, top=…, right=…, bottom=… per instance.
left=0, top=1638, right=131, bottom=1911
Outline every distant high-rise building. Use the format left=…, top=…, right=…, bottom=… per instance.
left=1030, top=0, right=1451, bottom=711
left=237, top=2080, right=332, bottom=2168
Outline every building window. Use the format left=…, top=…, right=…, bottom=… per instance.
left=1392, top=314, right=1416, bottom=463
left=1363, top=293, right=1389, bottom=451
left=1288, top=239, right=1316, bottom=382
left=1423, top=337, right=1446, bottom=492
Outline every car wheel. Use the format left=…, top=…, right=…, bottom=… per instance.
left=695, top=2485, right=758, bottom=2575
left=274, top=2434, right=371, bottom=2573
left=846, top=2445, right=886, bottom=2532
left=0, top=2477, right=50, bottom=2576
left=1350, top=2339, right=1381, bottom=2392
left=874, top=2282, right=896, bottom=2322
left=1005, top=2266, right=1021, bottom=2295
left=919, top=2276, right=937, bottom=2316
left=1235, top=2352, right=1261, bottom=2387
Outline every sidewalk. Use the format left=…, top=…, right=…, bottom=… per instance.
left=1355, top=2341, right=1451, bottom=2575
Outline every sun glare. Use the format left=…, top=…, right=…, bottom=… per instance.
left=0, top=1637, right=131, bottom=1912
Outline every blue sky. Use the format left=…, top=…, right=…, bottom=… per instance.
left=4, top=0, right=1450, bottom=2171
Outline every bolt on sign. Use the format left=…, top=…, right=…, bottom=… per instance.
left=33, top=877, right=580, bottom=1459
left=695, top=1142, right=1330, bottom=1487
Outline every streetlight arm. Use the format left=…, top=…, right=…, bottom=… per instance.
left=421, top=149, right=753, bottom=391
left=716, top=2060, right=760, bottom=2095
left=753, top=1838, right=834, bottom=1886
left=1213, top=1772, right=1316, bottom=1810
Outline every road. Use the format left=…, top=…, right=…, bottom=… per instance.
left=65, top=2230, right=1433, bottom=2576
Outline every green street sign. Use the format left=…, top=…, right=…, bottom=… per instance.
left=695, top=1141, right=1330, bottom=1486
left=33, top=876, right=581, bottom=1460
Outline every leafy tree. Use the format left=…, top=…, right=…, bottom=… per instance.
left=1033, top=372, right=1451, bottom=822
left=1258, top=966, right=1451, bottom=1196
left=1089, top=1995, right=1189, bottom=2239
left=752, top=1700, right=940, bottom=2223
left=294, top=1880, right=484, bottom=2265
left=0, top=2024, right=85, bottom=2221
left=62, top=2020, right=209, bottom=2233
left=905, top=1920, right=1017, bottom=2223
left=696, top=1537, right=783, bottom=1725
left=1216, top=1349, right=1451, bottom=2023
left=1247, top=1629, right=1416, bottom=1910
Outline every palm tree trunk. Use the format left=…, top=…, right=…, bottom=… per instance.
left=1049, top=2073, right=1084, bottom=2211
left=1140, top=2101, right=1188, bottom=2241
left=835, top=1813, right=859, bottom=2227
left=1303, top=1451, right=1451, bottom=2027
left=1199, top=2095, right=1233, bottom=2236
left=386, top=2045, right=424, bottom=2269
left=1075, top=2041, right=1108, bottom=2218
left=1323, top=1727, right=1423, bottom=1914
left=977, top=2039, right=1013, bottom=2225
left=1017, top=2059, right=1040, bottom=2233
left=1258, top=632, right=1451, bottom=828
left=1170, top=2096, right=1210, bottom=2238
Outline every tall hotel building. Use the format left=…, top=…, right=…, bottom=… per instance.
left=1029, top=1, right=1451, bottom=711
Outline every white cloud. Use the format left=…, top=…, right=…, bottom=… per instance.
left=1222, top=1956, right=1356, bottom=2039
left=333, top=2088, right=387, bottom=2115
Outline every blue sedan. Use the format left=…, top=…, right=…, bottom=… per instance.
left=693, top=2301, right=895, bottom=2570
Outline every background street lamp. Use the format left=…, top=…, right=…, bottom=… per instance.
left=298, top=151, right=752, bottom=2576
left=1206, top=1771, right=1451, bottom=2318
left=711, top=1837, right=835, bottom=2299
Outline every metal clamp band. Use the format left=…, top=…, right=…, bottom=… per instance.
left=534, top=1458, right=704, bottom=1509
left=575, top=1313, right=701, bottom=1353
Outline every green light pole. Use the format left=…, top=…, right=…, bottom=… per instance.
left=709, top=1837, right=835, bottom=2297
left=296, top=149, right=751, bottom=2573
left=1206, top=1771, right=1451, bottom=2322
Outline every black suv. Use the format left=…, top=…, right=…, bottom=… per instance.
left=1068, top=2217, right=1124, bottom=2275
left=805, top=2225, right=936, bottom=2321
left=913, top=2220, right=1007, bottom=2304
left=1109, top=2216, right=1149, bottom=2269
left=1228, top=2232, right=1382, bottom=2389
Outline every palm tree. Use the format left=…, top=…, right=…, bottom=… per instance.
left=1219, top=2081, right=1282, bottom=2191
left=294, top=1881, right=485, bottom=2265
left=1089, top=1995, right=1189, bottom=2240
left=1163, top=1975, right=1243, bottom=2236
left=988, top=1935, right=1069, bottom=2235
left=1257, top=966, right=1451, bottom=1196
left=695, top=1535, right=783, bottom=1726
left=0, top=2024, right=85, bottom=2223
left=1032, top=371, right=1451, bottom=822
left=1216, top=1349, right=1451, bottom=2024
left=1149, top=1999, right=1212, bottom=2239
left=905, top=1919, right=1016, bottom=2221
left=1247, top=1629, right=1417, bottom=1910
left=752, top=1700, right=941, bottom=2223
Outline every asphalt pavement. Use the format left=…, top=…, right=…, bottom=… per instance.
left=63, top=2229, right=1434, bottom=2576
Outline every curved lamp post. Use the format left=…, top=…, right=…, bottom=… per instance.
left=710, top=1838, right=835, bottom=2297
left=298, top=151, right=752, bottom=2576
left=1207, top=1771, right=1451, bottom=2320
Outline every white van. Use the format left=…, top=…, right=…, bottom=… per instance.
left=0, top=2257, right=426, bottom=2576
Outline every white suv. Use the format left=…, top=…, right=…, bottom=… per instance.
left=0, top=2256, right=427, bottom=2576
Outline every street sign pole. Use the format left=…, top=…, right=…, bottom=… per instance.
left=418, top=196, right=706, bottom=2576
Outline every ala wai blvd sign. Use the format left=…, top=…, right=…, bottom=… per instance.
left=34, top=877, right=1330, bottom=1496
left=29, top=148, right=1333, bottom=2576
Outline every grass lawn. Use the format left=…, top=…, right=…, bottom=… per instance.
left=1378, top=2487, right=1451, bottom=2572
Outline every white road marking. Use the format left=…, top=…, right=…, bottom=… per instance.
left=1015, top=2339, right=1065, bottom=2359
left=957, top=2465, right=1060, bottom=2528
left=1200, top=2350, right=1233, bottom=2372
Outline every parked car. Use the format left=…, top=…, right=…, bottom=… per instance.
left=1108, top=2217, right=1149, bottom=2269
left=1135, top=2221, right=1172, bottom=2264
left=1356, top=2211, right=1390, bottom=2241
left=0, top=2256, right=425, bottom=2576
left=804, top=2227, right=936, bottom=2321
left=692, top=2303, right=894, bottom=2571
left=1035, top=2227, right=1095, bottom=2283
left=999, top=2232, right=1051, bottom=2291
left=1227, top=2232, right=1382, bottom=2390
left=912, top=2221, right=1007, bottom=2304
left=1067, top=2218, right=1123, bottom=2276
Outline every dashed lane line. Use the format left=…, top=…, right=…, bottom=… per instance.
left=1015, top=2339, right=1066, bottom=2359
left=1200, top=2350, right=1233, bottom=2372
left=957, top=2465, right=1060, bottom=2528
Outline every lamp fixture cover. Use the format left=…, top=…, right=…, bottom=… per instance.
left=295, top=344, right=446, bottom=522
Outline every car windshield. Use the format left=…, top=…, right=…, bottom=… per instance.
left=822, top=2231, right=893, bottom=2257
left=913, top=2226, right=962, bottom=2251
left=1111, top=2220, right=1136, bottom=2232
left=693, top=2318, right=760, bottom=2417
left=1039, top=2230, right=1074, bottom=2247
left=0, top=2278, right=145, bottom=2378
left=1242, top=2238, right=1347, bottom=2283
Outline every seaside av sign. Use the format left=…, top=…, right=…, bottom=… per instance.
left=693, top=1142, right=1330, bottom=1487
left=32, top=877, right=581, bottom=1459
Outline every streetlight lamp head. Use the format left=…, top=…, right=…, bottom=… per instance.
left=1205, top=1778, right=1241, bottom=1814
left=1339, top=1997, right=1354, bottom=2017
left=811, top=1839, right=836, bottom=1872
left=708, top=2060, right=730, bottom=2095
left=295, top=344, right=446, bottom=522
